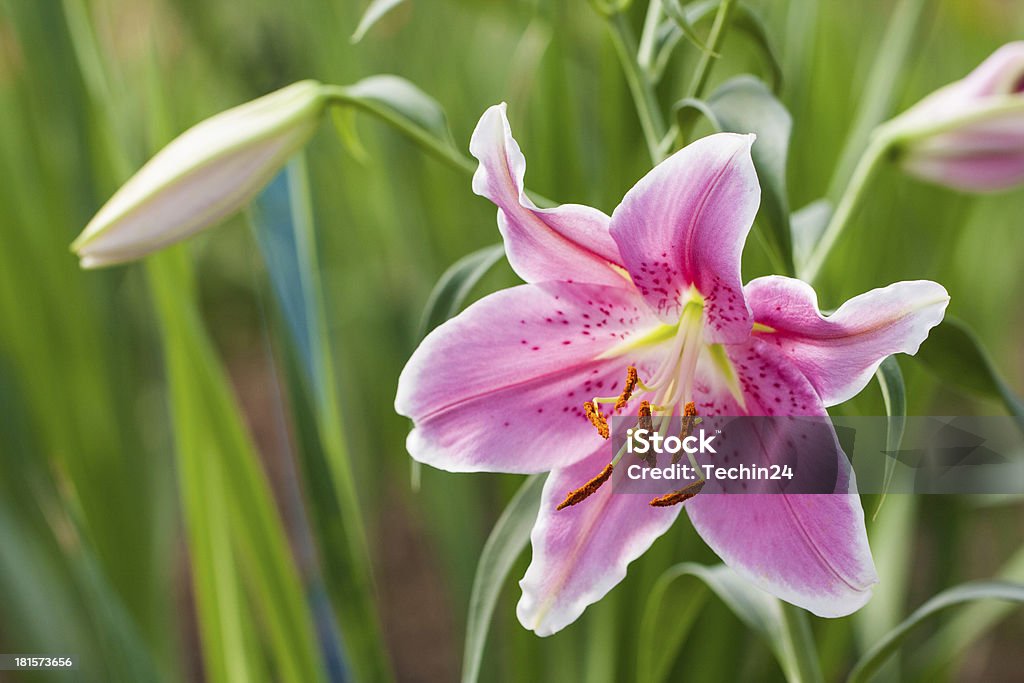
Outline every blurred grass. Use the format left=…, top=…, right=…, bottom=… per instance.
left=0, top=0, right=1023, bottom=681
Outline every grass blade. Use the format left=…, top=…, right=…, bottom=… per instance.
left=848, top=581, right=1024, bottom=683
left=147, top=249, right=326, bottom=683
left=250, top=158, right=393, bottom=682
left=462, top=475, right=544, bottom=683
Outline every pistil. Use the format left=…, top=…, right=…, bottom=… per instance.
left=562, top=299, right=708, bottom=511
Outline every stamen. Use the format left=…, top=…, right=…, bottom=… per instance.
left=648, top=479, right=705, bottom=507
left=613, top=366, right=639, bottom=411
left=583, top=401, right=610, bottom=439
left=635, top=401, right=657, bottom=467
left=638, top=401, right=653, bottom=431
left=557, top=463, right=614, bottom=510
left=681, top=401, right=698, bottom=435
left=673, top=402, right=699, bottom=465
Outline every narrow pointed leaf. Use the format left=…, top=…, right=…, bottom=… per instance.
left=418, top=243, right=506, bottom=338
left=147, top=250, right=326, bottom=683
left=791, top=200, right=832, bottom=272
left=653, top=1, right=783, bottom=90
left=663, top=0, right=717, bottom=57
left=250, top=159, right=393, bottom=683
left=911, top=547, right=1024, bottom=678
left=351, top=0, right=407, bottom=43
left=344, top=75, right=456, bottom=149
left=873, top=356, right=906, bottom=515
left=848, top=581, right=1024, bottom=683
left=730, top=4, right=783, bottom=92
left=915, top=317, right=1024, bottom=431
left=637, top=563, right=822, bottom=683
left=462, top=475, right=544, bottom=683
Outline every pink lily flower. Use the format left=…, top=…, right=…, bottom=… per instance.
left=396, top=104, right=950, bottom=635
left=887, top=42, right=1024, bottom=192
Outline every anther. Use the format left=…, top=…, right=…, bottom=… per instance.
left=648, top=479, right=705, bottom=507
left=638, top=400, right=653, bottom=431
left=636, top=401, right=657, bottom=467
left=673, top=401, right=699, bottom=464
left=614, top=366, right=639, bottom=411
left=584, top=401, right=610, bottom=439
left=557, top=463, right=614, bottom=510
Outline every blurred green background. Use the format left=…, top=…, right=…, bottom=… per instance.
left=0, top=0, right=1023, bottom=681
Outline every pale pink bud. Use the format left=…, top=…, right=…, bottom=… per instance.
left=72, top=81, right=326, bottom=268
left=886, top=42, right=1024, bottom=192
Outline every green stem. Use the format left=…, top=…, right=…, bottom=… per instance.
left=799, top=133, right=892, bottom=283
left=606, top=11, right=668, bottom=164
left=323, top=87, right=555, bottom=207
left=778, top=602, right=825, bottom=683
left=825, top=0, right=928, bottom=201
left=637, top=0, right=664, bottom=74
left=323, top=86, right=476, bottom=176
left=283, top=157, right=394, bottom=682
left=683, top=0, right=735, bottom=101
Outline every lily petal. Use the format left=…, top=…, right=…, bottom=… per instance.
left=610, top=133, right=760, bottom=342
left=517, top=448, right=680, bottom=635
left=686, top=492, right=876, bottom=617
left=688, top=338, right=877, bottom=617
left=470, top=104, right=627, bottom=287
left=953, top=41, right=1024, bottom=98
left=745, top=277, right=949, bottom=407
left=396, top=281, right=662, bottom=473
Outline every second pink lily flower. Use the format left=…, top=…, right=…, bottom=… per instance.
left=396, top=104, right=949, bottom=635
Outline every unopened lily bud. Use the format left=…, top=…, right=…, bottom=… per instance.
left=883, top=42, right=1024, bottom=192
left=72, top=80, right=327, bottom=268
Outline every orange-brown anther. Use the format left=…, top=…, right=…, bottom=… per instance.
left=557, top=463, right=614, bottom=510
left=638, top=400, right=653, bottom=432
left=681, top=400, right=698, bottom=436
left=648, top=479, right=705, bottom=507
left=614, top=366, right=639, bottom=411
left=673, top=402, right=700, bottom=465
left=584, top=401, right=610, bottom=439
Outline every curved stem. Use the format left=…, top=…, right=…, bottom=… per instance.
left=323, top=86, right=476, bottom=176
left=798, top=133, right=893, bottom=284
left=323, top=87, right=555, bottom=207
left=637, top=0, right=664, bottom=74
left=683, top=0, right=736, bottom=101
left=606, top=11, right=668, bottom=164
left=825, top=0, right=928, bottom=201
left=778, top=602, right=825, bottom=683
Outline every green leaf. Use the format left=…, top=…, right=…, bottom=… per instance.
left=663, top=0, right=718, bottom=57
left=915, top=317, right=1024, bottom=431
left=848, top=581, right=1024, bottom=683
left=330, top=106, right=369, bottom=163
left=873, top=356, right=906, bottom=516
left=637, top=563, right=823, bottom=683
left=791, top=200, right=832, bottom=272
left=250, top=159, right=393, bottom=683
left=147, top=250, right=326, bottom=683
left=653, top=1, right=783, bottom=91
left=730, top=4, right=783, bottom=93
left=325, top=76, right=474, bottom=176
left=910, top=547, right=1024, bottom=678
left=351, top=0, right=406, bottom=43
left=418, top=243, right=506, bottom=339
left=675, top=76, right=795, bottom=275
left=344, top=75, right=456, bottom=149
left=461, top=475, right=545, bottom=683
